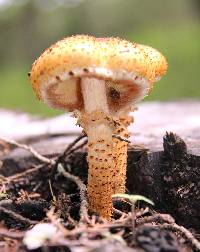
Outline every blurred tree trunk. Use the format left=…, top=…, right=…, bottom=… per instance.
left=192, top=0, right=200, bottom=16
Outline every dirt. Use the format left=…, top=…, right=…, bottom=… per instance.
left=0, top=132, right=199, bottom=251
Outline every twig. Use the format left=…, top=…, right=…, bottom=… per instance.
left=112, top=134, right=131, bottom=143
left=0, top=137, right=54, bottom=165
left=2, top=135, right=87, bottom=187
left=0, top=206, right=38, bottom=225
left=67, top=139, right=88, bottom=156
left=135, top=207, right=150, bottom=218
left=113, top=207, right=128, bottom=218
left=158, top=223, right=200, bottom=251
left=0, top=199, right=13, bottom=206
left=55, top=236, right=115, bottom=249
left=47, top=208, right=69, bottom=236
left=4, top=164, right=46, bottom=184
left=48, top=179, right=56, bottom=202
left=50, top=211, right=200, bottom=252
left=62, top=218, right=130, bottom=237
left=55, top=134, right=87, bottom=166
left=130, top=144, right=149, bottom=152
left=0, top=228, right=24, bottom=239
left=57, top=164, right=89, bottom=222
left=137, top=213, right=175, bottom=226
left=131, top=203, right=136, bottom=239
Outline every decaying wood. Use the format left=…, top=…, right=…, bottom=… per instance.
left=1, top=100, right=200, bottom=152
left=0, top=101, right=200, bottom=251
left=0, top=101, right=200, bottom=229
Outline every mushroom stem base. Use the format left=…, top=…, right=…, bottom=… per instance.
left=87, top=137, right=115, bottom=219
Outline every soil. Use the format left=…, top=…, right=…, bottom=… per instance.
left=0, top=131, right=199, bottom=252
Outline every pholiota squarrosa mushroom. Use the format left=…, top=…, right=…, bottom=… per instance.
left=30, top=35, right=167, bottom=220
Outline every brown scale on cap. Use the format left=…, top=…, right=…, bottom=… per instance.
left=30, top=35, right=167, bottom=220
left=30, top=35, right=167, bottom=112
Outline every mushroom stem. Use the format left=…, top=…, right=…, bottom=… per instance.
left=81, top=77, right=109, bottom=114
left=81, top=77, right=115, bottom=219
left=81, top=77, right=111, bottom=142
left=112, top=115, right=132, bottom=194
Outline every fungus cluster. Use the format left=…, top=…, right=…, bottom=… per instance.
left=30, top=35, right=167, bottom=219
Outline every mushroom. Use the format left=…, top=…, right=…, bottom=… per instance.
left=30, top=35, right=167, bottom=219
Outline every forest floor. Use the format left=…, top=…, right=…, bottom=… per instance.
left=0, top=102, right=200, bottom=251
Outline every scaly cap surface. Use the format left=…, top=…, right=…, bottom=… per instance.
left=30, top=35, right=167, bottom=113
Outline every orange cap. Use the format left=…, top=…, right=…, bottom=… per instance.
left=30, top=35, right=167, bottom=113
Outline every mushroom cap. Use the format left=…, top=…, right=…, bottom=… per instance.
left=30, top=35, right=167, bottom=114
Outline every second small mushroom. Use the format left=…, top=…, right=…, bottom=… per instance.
left=30, top=35, right=167, bottom=219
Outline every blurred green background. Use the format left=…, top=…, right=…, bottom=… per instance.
left=0, top=0, right=200, bottom=116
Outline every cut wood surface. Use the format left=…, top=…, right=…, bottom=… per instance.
left=1, top=100, right=200, bottom=155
